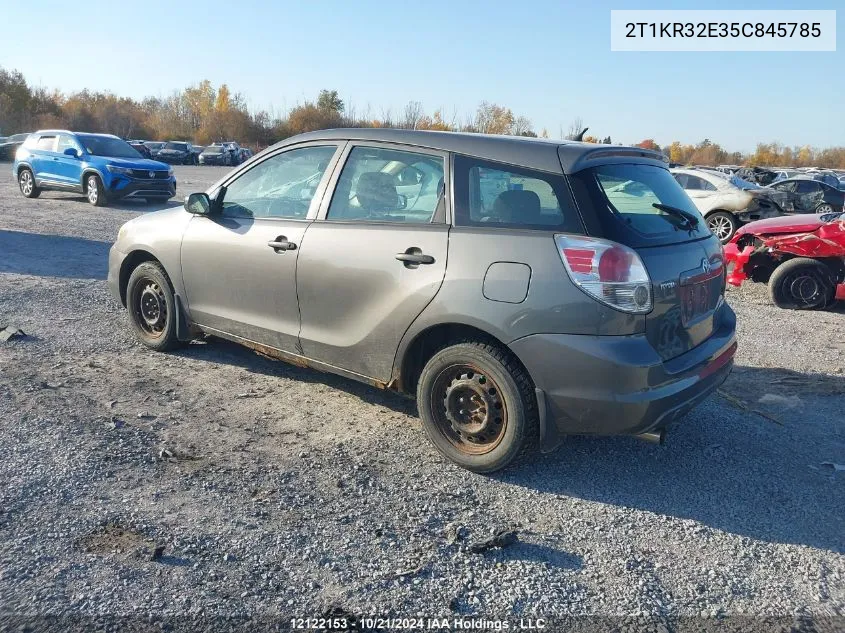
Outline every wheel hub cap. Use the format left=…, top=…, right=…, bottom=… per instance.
left=139, top=284, right=165, bottom=328
left=443, top=372, right=503, bottom=444
left=790, top=276, right=821, bottom=304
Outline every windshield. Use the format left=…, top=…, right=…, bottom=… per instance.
left=164, top=142, right=188, bottom=151
left=203, top=146, right=223, bottom=154
left=570, top=163, right=708, bottom=247
left=77, top=135, right=141, bottom=159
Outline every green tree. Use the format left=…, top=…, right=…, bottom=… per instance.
left=317, top=89, right=344, bottom=114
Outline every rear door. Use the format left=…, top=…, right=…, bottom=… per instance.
left=31, top=134, right=58, bottom=183
left=54, top=134, right=84, bottom=187
left=180, top=142, right=343, bottom=352
left=570, top=162, right=724, bottom=361
left=295, top=142, right=449, bottom=381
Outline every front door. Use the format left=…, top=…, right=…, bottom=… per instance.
left=180, top=143, right=342, bottom=352
left=296, top=143, right=449, bottom=381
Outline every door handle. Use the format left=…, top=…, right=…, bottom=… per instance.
left=395, top=249, right=435, bottom=266
left=267, top=236, right=296, bottom=252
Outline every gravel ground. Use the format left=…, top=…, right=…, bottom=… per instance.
left=1, top=166, right=843, bottom=632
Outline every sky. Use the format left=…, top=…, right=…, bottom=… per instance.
left=1, top=0, right=841, bottom=152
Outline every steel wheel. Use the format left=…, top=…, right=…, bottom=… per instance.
left=429, top=364, right=507, bottom=456
left=19, top=170, right=33, bottom=196
left=769, top=257, right=834, bottom=310
left=707, top=214, right=734, bottom=241
left=132, top=279, right=168, bottom=338
left=87, top=175, right=99, bottom=204
left=781, top=269, right=827, bottom=308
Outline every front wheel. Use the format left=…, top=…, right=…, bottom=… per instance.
left=126, top=261, right=182, bottom=351
left=768, top=257, right=835, bottom=310
left=416, top=341, right=538, bottom=473
left=86, top=174, right=108, bottom=207
left=18, top=168, right=41, bottom=198
left=706, top=211, right=738, bottom=244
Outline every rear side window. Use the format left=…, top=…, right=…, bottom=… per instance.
left=684, top=175, right=717, bottom=191
left=453, top=155, right=583, bottom=233
left=569, top=163, right=709, bottom=247
left=327, top=146, right=445, bottom=224
left=36, top=136, right=56, bottom=151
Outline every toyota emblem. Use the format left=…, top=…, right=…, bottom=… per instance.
left=149, top=171, right=155, bottom=178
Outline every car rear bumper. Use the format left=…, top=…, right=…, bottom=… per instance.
left=509, top=303, right=737, bottom=449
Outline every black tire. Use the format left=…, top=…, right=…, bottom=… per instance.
left=705, top=211, right=738, bottom=244
left=85, top=173, right=108, bottom=207
left=768, top=258, right=835, bottom=310
left=18, top=168, right=40, bottom=198
left=416, top=340, right=538, bottom=473
left=126, top=261, right=182, bottom=351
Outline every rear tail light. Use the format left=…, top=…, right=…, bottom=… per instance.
left=555, top=234, right=653, bottom=313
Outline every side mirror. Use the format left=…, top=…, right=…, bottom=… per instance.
left=64, top=148, right=80, bottom=158
left=185, top=192, right=211, bottom=215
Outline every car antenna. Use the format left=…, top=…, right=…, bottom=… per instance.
left=574, top=127, right=588, bottom=142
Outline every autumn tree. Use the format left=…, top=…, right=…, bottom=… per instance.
left=637, top=139, right=660, bottom=151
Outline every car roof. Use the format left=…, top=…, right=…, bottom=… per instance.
left=272, top=128, right=666, bottom=174
left=34, top=130, right=121, bottom=139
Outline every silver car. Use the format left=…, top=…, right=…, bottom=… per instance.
left=108, top=130, right=737, bottom=473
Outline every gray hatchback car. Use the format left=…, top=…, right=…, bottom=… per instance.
left=108, top=129, right=737, bottom=473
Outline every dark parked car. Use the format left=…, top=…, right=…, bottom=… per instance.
left=144, top=142, right=165, bottom=159
left=128, top=141, right=152, bottom=159
left=108, top=129, right=736, bottom=473
left=0, top=133, right=31, bottom=161
left=13, top=130, right=175, bottom=206
left=157, top=141, right=198, bottom=165
left=768, top=178, right=845, bottom=214
left=198, top=144, right=235, bottom=166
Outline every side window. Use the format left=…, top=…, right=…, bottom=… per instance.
left=36, top=136, right=57, bottom=152
left=673, top=173, right=688, bottom=188
left=220, top=145, right=337, bottom=219
left=796, top=180, right=819, bottom=194
left=453, top=154, right=583, bottom=233
left=56, top=134, right=81, bottom=155
left=327, top=146, right=445, bottom=223
left=701, top=177, right=717, bottom=191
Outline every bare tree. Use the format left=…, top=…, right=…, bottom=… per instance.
left=402, top=101, right=424, bottom=130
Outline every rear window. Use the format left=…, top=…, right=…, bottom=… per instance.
left=569, top=163, right=709, bottom=247
left=453, top=154, right=584, bottom=233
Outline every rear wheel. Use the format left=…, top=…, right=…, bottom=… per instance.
left=126, top=261, right=182, bottom=351
left=816, top=203, right=834, bottom=214
left=416, top=341, right=538, bottom=473
left=768, top=258, right=835, bottom=310
left=85, top=174, right=107, bottom=207
left=18, top=168, right=40, bottom=198
left=706, top=211, right=738, bottom=244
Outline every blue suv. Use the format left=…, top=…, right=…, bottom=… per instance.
left=13, top=130, right=177, bottom=206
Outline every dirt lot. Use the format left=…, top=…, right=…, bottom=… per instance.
left=1, top=166, right=844, bottom=630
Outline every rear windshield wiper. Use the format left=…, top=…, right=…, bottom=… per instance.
left=652, top=203, right=700, bottom=229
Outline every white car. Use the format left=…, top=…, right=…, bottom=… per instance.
left=670, top=168, right=784, bottom=243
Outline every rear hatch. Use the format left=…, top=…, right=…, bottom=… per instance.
left=568, top=162, right=725, bottom=361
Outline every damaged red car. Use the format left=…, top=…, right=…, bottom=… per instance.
left=724, top=211, right=845, bottom=309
